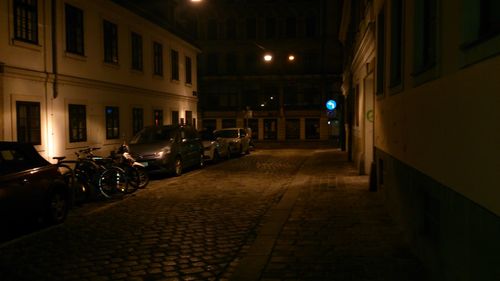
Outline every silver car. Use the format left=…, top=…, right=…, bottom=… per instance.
left=213, top=128, right=251, bottom=156
left=128, top=125, right=204, bottom=176
left=199, top=129, right=230, bottom=162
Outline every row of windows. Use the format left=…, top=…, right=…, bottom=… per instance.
left=189, top=16, right=319, bottom=41
left=376, top=0, right=500, bottom=95
left=15, top=101, right=195, bottom=144
left=202, top=118, right=320, bottom=140
left=200, top=51, right=321, bottom=76
left=12, top=1, right=192, bottom=84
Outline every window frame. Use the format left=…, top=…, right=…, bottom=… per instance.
left=131, top=32, right=143, bottom=71
left=68, top=104, right=87, bottom=143
left=105, top=106, right=120, bottom=140
left=185, top=56, right=192, bottom=84
left=13, top=0, right=38, bottom=44
left=65, top=3, right=85, bottom=55
left=16, top=101, right=41, bottom=145
left=171, top=49, right=179, bottom=81
left=132, top=107, right=143, bottom=135
left=153, top=41, right=163, bottom=76
left=103, top=20, right=118, bottom=64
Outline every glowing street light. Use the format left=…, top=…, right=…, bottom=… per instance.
left=288, top=55, right=295, bottom=61
left=263, top=54, right=273, bottom=62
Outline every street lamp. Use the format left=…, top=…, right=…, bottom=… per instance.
left=263, top=53, right=273, bottom=62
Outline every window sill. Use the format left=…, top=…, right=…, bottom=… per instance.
left=64, top=52, right=87, bottom=61
left=11, top=39, right=42, bottom=52
left=411, top=64, right=440, bottom=87
left=460, top=33, right=500, bottom=67
left=103, top=61, right=120, bottom=69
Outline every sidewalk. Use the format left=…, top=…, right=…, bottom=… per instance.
left=230, top=149, right=426, bottom=281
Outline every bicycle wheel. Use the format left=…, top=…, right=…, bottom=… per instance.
left=124, top=166, right=140, bottom=193
left=97, top=167, right=128, bottom=199
left=135, top=166, right=149, bottom=189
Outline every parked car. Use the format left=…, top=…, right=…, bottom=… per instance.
left=0, top=141, right=70, bottom=227
left=213, top=127, right=251, bottom=156
left=128, top=125, right=204, bottom=176
left=199, top=129, right=230, bottom=162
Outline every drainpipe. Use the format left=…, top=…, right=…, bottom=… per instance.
left=51, top=0, right=58, bottom=99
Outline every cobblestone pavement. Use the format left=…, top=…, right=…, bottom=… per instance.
left=0, top=148, right=425, bottom=281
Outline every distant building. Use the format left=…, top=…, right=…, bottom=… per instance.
left=176, top=0, right=344, bottom=142
left=0, top=0, right=199, bottom=159
left=340, top=0, right=500, bottom=279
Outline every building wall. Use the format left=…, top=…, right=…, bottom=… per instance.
left=341, top=0, right=500, bottom=279
left=0, top=0, right=199, bottom=160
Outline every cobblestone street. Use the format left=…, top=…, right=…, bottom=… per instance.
left=0, top=148, right=425, bottom=281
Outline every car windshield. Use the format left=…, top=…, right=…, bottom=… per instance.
left=214, top=129, right=238, bottom=138
left=130, top=127, right=176, bottom=144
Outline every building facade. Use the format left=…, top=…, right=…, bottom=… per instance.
left=0, top=0, right=200, bottom=160
left=176, top=0, right=343, bottom=142
left=340, top=0, right=500, bottom=279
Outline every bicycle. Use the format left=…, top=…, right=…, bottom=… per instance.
left=65, top=147, right=129, bottom=200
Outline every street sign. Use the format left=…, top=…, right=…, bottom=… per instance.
left=326, top=100, right=336, bottom=110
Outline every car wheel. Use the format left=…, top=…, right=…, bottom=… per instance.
left=46, top=188, right=68, bottom=224
left=212, top=150, right=220, bottom=163
left=226, top=148, right=231, bottom=159
left=174, top=157, right=183, bottom=176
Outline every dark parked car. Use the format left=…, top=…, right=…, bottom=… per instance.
left=0, top=142, right=70, bottom=228
left=128, top=125, right=204, bottom=176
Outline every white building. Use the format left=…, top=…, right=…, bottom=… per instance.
left=0, top=0, right=200, bottom=160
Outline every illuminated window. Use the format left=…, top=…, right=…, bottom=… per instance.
left=13, top=0, right=38, bottom=44
left=16, top=101, right=41, bottom=145
left=69, top=104, right=87, bottom=143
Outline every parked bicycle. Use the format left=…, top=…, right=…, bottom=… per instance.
left=110, top=143, right=149, bottom=193
left=54, top=147, right=129, bottom=201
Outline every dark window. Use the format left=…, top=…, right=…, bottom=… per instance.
left=185, top=111, right=192, bottom=125
left=286, top=119, right=300, bottom=139
left=222, top=119, right=236, bottom=128
left=105, top=106, right=119, bottom=139
left=153, top=42, right=163, bottom=76
left=286, top=17, right=297, bottom=38
left=132, top=107, right=143, bottom=135
left=264, top=119, right=277, bottom=140
left=154, top=110, right=163, bottom=126
left=103, top=20, right=118, bottom=64
left=245, top=52, right=257, bottom=74
left=246, top=18, right=256, bottom=39
left=171, top=111, right=179, bottom=125
left=68, top=104, right=87, bottom=142
left=207, top=19, right=218, bottom=40
left=202, top=119, right=216, bottom=132
left=226, top=18, right=237, bottom=39
left=479, top=0, right=500, bottom=38
left=226, top=52, right=238, bottom=74
left=65, top=4, right=84, bottom=55
left=305, top=118, right=319, bottom=139
left=131, top=32, right=143, bottom=71
left=13, top=0, right=38, bottom=44
left=207, top=53, right=219, bottom=75
left=376, top=8, right=385, bottom=95
left=305, top=16, right=317, bottom=38
left=266, top=18, right=276, bottom=39
left=171, top=50, right=179, bottom=80
left=16, top=101, right=41, bottom=145
left=414, top=0, right=437, bottom=74
left=390, top=0, right=403, bottom=88
left=185, top=56, right=192, bottom=84
left=248, top=119, right=259, bottom=140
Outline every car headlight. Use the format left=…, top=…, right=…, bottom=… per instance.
left=155, top=147, right=171, bottom=158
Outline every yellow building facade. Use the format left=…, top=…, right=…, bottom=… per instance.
left=0, top=0, right=199, bottom=160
